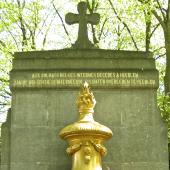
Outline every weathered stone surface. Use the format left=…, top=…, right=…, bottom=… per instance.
left=12, top=50, right=154, bottom=70
left=65, top=2, right=100, bottom=49
left=1, top=49, right=168, bottom=170
left=1, top=109, right=11, bottom=170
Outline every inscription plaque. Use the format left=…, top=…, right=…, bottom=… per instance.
left=11, top=70, right=158, bottom=89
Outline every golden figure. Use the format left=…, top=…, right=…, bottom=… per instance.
left=59, top=82, right=113, bottom=170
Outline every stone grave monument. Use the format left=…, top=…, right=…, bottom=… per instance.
left=1, top=1, right=169, bottom=170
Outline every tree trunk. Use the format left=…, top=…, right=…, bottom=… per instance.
left=164, top=0, right=170, bottom=95
left=164, top=26, right=170, bottom=95
left=145, top=17, right=151, bottom=52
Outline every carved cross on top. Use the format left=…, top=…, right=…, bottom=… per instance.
left=65, top=1, right=100, bottom=49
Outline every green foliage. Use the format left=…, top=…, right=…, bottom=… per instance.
left=158, top=95, right=170, bottom=122
left=0, top=0, right=57, bottom=117
left=0, top=51, right=11, bottom=115
left=158, top=94, right=170, bottom=140
left=0, top=0, right=169, bottom=137
left=0, top=0, right=58, bottom=52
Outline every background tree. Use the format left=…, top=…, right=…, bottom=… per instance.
left=0, top=0, right=58, bottom=118
left=137, top=0, right=170, bottom=95
left=0, top=0, right=169, bottom=142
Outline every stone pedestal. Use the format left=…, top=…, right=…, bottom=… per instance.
left=0, top=49, right=169, bottom=170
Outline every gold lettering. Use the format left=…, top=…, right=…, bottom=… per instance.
left=121, top=80, right=126, bottom=85
left=116, top=73, right=119, bottom=78
left=12, top=71, right=158, bottom=88
left=114, top=80, right=118, bottom=84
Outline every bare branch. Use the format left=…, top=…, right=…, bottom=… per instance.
left=0, top=40, right=6, bottom=48
left=53, top=3, right=71, bottom=42
left=152, top=10, right=166, bottom=31
left=36, top=13, right=51, bottom=37
left=42, top=16, right=56, bottom=49
left=4, top=90, right=11, bottom=96
left=155, top=0, right=166, bottom=21
left=167, top=0, right=170, bottom=22
left=99, top=18, right=108, bottom=41
left=108, top=0, right=139, bottom=50
left=153, top=46, right=165, bottom=52
left=155, top=53, right=166, bottom=60
left=137, top=0, right=166, bottom=31
left=150, top=23, right=160, bottom=38
left=144, top=9, right=152, bottom=52
left=17, top=1, right=28, bottom=50
left=0, top=18, right=19, bottom=50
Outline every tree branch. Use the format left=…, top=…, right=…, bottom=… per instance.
left=152, top=10, right=166, bottom=31
left=99, top=18, right=108, bottom=41
left=36, top=13, right=51, bottom=37
left=4, top=89, right=11, bottom=96
left=0, top=40, right=6, bottom=48
left=155, top=53, right=166, bottom=60
left=0, top=18, right=19, bottom=50
left=150, top=23, right=160, bottom=38
left=42, top=16, right=55, bottom=49
left=108, top=0, right=139, bottom=50
left=144, top=9, right=152, bottom=52
left=53, top=3, right=71, bottom=42
left=167, top=0, right=170, bottom=23
left=17, top=0, right=28, bottom=50
left=138, top=0, right=166, bottom=31
left=153, top=46, right=165, bottom=53
left=155, top=0, right=166, bottom=21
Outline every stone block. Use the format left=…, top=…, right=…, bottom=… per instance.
left=12, top=91, right=48, bottom=126
left=1, top=49, right=168, bottom=170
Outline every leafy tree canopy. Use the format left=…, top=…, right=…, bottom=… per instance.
left=0, top=0, right=169, bottom=140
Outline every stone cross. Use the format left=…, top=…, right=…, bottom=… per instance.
left=65, top=1, right=100, bottom=49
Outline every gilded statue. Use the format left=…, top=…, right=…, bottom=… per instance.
left=59, top=82, right=113, bottom=170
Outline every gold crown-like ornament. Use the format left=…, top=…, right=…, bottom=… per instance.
left=59, top=82, right=113, bottom=170
left=77, top=81, right=96, bottom=114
